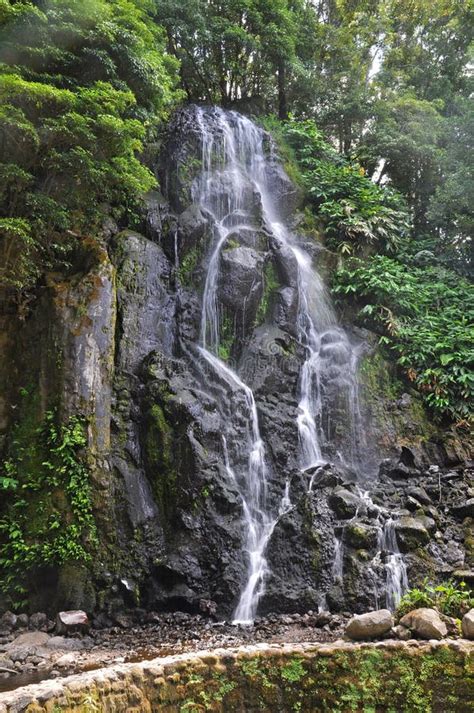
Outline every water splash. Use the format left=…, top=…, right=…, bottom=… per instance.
left=377, top=518, right=408, bottom=610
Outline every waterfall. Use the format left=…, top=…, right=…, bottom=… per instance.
left=377, top=518, right=409, bottom=610
left=192, top=108, right=286, bottom=624
left=188, top=106, right=399, bottom=623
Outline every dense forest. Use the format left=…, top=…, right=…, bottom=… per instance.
left=0, top=0, right=473, bottom=627
left=1, top=0, right=472, bottom=423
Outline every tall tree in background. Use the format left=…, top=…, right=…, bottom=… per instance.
left=154, top=0, right=301, bottom=115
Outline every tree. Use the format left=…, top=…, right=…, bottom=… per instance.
left=0, top=0, right=180, bottom=295
left=154, top=0, right=302, bottom=115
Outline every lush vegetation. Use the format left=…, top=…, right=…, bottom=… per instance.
left=0, top=404, right=97, bottom=607
left=156, top=0, right=473, bottom=277
left=278, top=118, right=410, bottom=254
left=265, top=114, right=472, bottom=423
left=397, top=579, right=474, bottom=620
left=333, top=256, right=473, bottom=422
left=0, top=0, right=180, bottom=295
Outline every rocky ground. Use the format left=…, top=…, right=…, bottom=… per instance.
left=0, top=610, right=349, bottom=693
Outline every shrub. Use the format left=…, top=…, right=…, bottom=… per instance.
left=333, top=255, right=474, bottom=423
left=396, top=579, right=474, bottom=620
left=280, top=118, right=410, bottom=254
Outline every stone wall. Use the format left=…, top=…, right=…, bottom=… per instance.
left=0, top=641, right=473, bottom=712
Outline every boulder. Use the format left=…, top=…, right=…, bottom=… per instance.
left=6, top=632, right=50, bottom=650
left=29, top=612, right=48, bottom=631
left=46, top=636, right=86, bottom=651
left=329, top=488, right=362, bottom=519
left=399, top=608, right=447, bottom=640
left=303, top=464, right=343, bottom=490
left=56, top=610, right=90, bottom=635
left=6, top=632, right=51, bottom=661
left=462, top=609, right=474, bottom=639
left=16, top=613, right=28, bottom=629
left=394, top=517, right=430, bottom=552
left=406, top=486, right=431, bottom=506
left=218, top=246, right=264, bottom=314
left=452, top=499, right=474, bottom=519
left=345, top=522, right=378, bottom=549
left=345, top=609, right=393, bottom=640
left=392, top=624, right=411, bottom=641
left=0, top=611, right=17, bottom=632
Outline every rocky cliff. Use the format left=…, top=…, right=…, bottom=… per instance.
left=0, top=106, right=471, bottom=619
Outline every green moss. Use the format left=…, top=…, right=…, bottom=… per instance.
left=0, top=397, right=97, bottom=608
left=218, top=311, right=235, bottom=362
left=145, top=402, right=177, bottom=520
left=33, top=644, right=474, bottom=711
left=281, top=658, right=306, bottom=683
left=359, top=350, right=403, bottom=402
left=255, top=259, right=280, bottom=325
left=359, top=349, right=437, bottom=449
left=223, top=237, right=240, bottom=251
left=178, top=246, right=200, bottom=287
left=177, top=156, right=203, bottom=207
left=260, top=115, right=305, bottom=191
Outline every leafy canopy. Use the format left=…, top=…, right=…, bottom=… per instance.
left=0, top=0, right=180, bottom=294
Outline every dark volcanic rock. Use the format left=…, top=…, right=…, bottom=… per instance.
left=394, top=517, right=430, bottom=552
left=218, top=246, right=264, bottom=314
left=329, top=488, right=362, bottom=519
left=452, top=498, right=474, bottom=519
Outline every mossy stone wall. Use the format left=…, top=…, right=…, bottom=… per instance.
left=1, top=641, right=472, bottom=713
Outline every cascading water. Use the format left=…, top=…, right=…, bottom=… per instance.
left=188, top=106, right=405, bottom=622
left=192, top=108, right=289, bottom=624
left=376, top=518, right=409, bottom=610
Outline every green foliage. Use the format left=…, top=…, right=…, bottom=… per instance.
left=0, top=406, right=97, bottom=607
left=178, top=246, right=199, bottom=287
left=154, top=0, right=300, bottom=109
left=281, top=118, right=410, bottom=254
left=0, top=0, right=180, bottom=295
left=217, top=311, right=235, bottom=362
left=397, top=579, right=474, bottom=619
left=333, top=255, right=473, bottom=422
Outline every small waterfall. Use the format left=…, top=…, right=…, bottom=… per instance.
left=377, top=518, right=408, bottom=610
left=292, top=248, right=365, bottom=472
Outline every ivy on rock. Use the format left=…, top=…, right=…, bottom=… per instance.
left=0, top=405, right=97, bottom=608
